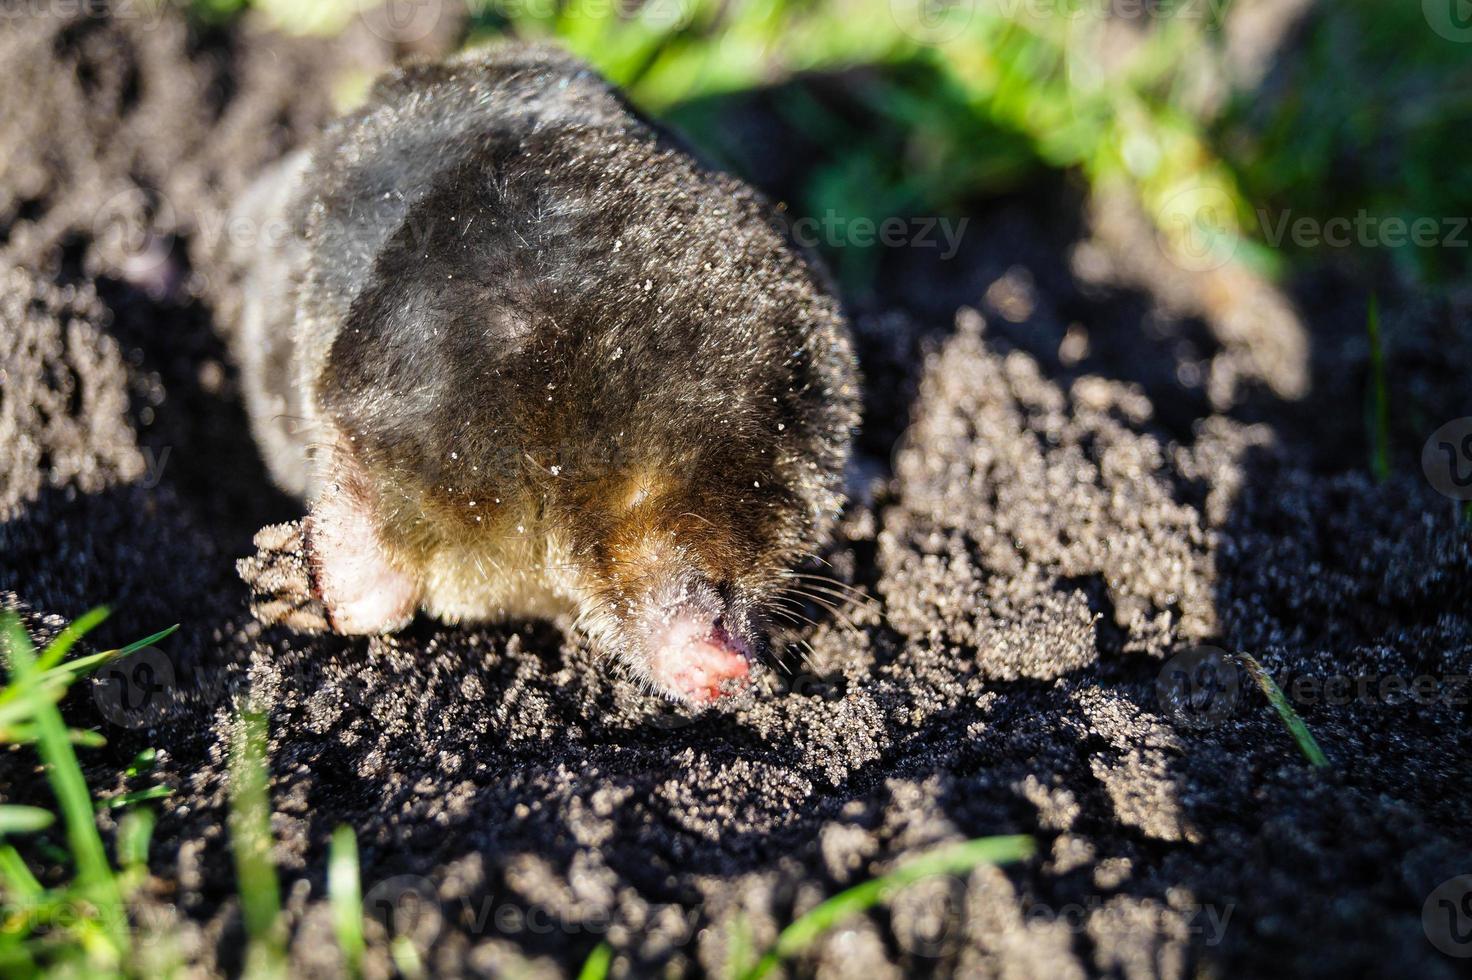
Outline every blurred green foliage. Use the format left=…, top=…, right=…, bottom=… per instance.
left=470, top=0, right=1263, bottom=282
left=1217, top=0, right=1472, bottom=283
left=193, top=0, right=1471, bottom=286
left=0, top=611, right=179, bottom=978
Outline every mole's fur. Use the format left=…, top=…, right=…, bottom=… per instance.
left=228, top=44, right=859, bottom=704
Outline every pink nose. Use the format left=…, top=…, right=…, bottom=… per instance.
left=648, top=618, right=751, bottom=704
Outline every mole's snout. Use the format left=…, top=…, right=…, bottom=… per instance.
left=647, top=615, right=752, bottom=705
left=633, top=577, right=757, bottom=705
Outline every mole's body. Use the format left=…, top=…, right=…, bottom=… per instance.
left=228, top=45, right=859, bottom=704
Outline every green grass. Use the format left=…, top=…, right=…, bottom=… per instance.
left=198, top=0, right=1471, bottom=289
left=737, top=834, right=1035, bottom=979
left=205, top=0, right=1260, bottom=287
left=575, top=834, right=1036, bottom=979
left=1235, top=653, right=1330, bottom=769
left=390, top=933, right=426, bottom=979
left=501, top=0, right=1262, bottom=284
left=576, top=941, right=612, bottom=980
left=231, top=713, right=374, bottom=979
left=229, top=706, right=286, bottom=980
left=1217, top=1, right=1472, bottom=284
left=0, top=609, right=178, bottom=977
left=328, top=825, right=365, bottom=978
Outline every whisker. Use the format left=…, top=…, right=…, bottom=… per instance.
left=768, top=603, right=823, bottom=632
left=788, top=582, right=880, bottom=614
left=677, top=511, right=718, bottom=530
left=773, top=586, right=865, bottom=638
left=785, top=572, right=879, bottom=604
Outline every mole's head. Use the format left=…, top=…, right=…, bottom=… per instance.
left=315, top=130, right=859, bottom=705
left=550, top=460, right=799, bottom=705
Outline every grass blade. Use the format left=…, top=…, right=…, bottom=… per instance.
left=125, top=747, right=158, bottom=778
left=329, top=825, right=365, bottom=978
left=0, top=844, right=44, bottom=899
left=47, top=623, right=178, bottom=682
left=726, top=914, right=754, bottom=979
left=49, top=649, right=125, bottom=677
left=110, top=624, right=180, bottom=658
left=391, top=936, right=424, bottom=980
left=0, top=806, right=55, bottom=835
left=1236, top=653, right=1330, bottom=769
left=0, top=614, right=127, bottom=957
left=742, top=835, right=1035, bottom=979
left=229, top=706, right=286, bottom=979
left=30, top=606, right=111, bottom=673
left=116, top=809, right=156, bottom=870
left=68, top=728, right=107, bottom=748
left=576, top=941, right=612, bottom=980
left=97, top=785, right=173, bottom=811
left=0, top=685, right=65, bottom=727
left=0, top=723, right=106, bottom=747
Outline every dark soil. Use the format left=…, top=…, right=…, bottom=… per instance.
left=2, top=9, right=1469, bottom=979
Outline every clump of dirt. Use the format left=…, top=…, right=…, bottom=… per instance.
left=0, top=268, right=145, bottom=514
left=1, top=8, right=1469, bottom=980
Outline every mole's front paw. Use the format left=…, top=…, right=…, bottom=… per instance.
left=236, top=520, right=330, bottom=633
left=303, top=474, right=421, bottom=635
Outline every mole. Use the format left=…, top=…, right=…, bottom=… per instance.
left=228, top=44, right=860, bottom=705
